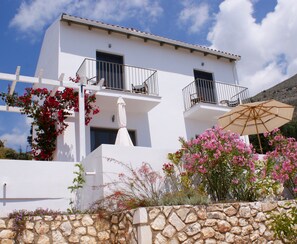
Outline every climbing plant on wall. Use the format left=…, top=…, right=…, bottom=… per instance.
left=0, top=76, right=99, bottom=161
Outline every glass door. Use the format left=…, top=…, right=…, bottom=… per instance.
left=193, top=70, right=216, bottom=103
left=96, top=52, right=124, bottom=90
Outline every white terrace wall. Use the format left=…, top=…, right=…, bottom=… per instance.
left=0, top=160, right=76, bottom=217
left=80, top=144, right=175, bottom=210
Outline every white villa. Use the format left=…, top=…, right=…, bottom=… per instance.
left=37, top=13, right=248, bottom=162
left=0, top=13, right=249, bottom=215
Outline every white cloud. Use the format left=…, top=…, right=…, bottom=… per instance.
left=10, top=0, right=71, bottom=33
left=0, top=128, right=29, bottom=151
left=207, top=0, right=297, bottom=95
left=10, top=0, right=163, bottom=35
left=178, top=1, right=210, bottom=33
left=0, top=114, right=32, bottom=151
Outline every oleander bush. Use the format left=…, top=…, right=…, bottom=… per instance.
left=164, top=126, right=258, bottom=202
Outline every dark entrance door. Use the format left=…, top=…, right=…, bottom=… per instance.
left=193, top=70, right=216, bottom=103
left=96, top=52, right=124, bottom=90
left=90, top=128, right=136, bottom=151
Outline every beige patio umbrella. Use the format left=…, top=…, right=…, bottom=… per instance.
left=218, top=99, right=294, bottom=153
left=115, top=97, right=134, bottom=146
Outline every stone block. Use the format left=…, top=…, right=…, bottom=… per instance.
left=185, top=223, right=201, bottom=236
left=60, top=221, right=72, bottom=236
left=176, top=208, right=190, bottom=221
left=185, top=212, right=198, bottom=223
left=37, top=235, right=50, bottom=244
left=133, top=208, right=148, bottom=224
left=97, top=230, right=110, bottom=241
left=262, top=202, right=277, bottom=212
left=151, top=214, right=166, bottom=230
left=217, top=220, right=231, bottom=233
left=162, top=224, right=176, bottom=238
left=149, top=208, right=161, bottom=220
left=0, top=230, right=15, bottom=239
left=22, top=230, right=34, bottom=243
left=201, top=227, right=215, bottom=239
left=0, top=219, right=6, bottom=229
left=81, top=215, right=94, bottom=226
left=169, top=212, right=186, bottom=231
left=224, top=206, right=237, bottom=216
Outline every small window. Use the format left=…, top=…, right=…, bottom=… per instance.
left=90, top=127, right=136, bottom=151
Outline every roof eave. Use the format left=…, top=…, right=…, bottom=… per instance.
left=60, top=14, right=241, bottom=62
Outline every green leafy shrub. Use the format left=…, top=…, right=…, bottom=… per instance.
left=270, top=203, right=297, bottom=243
left=68, top=163, right=86, bottom=213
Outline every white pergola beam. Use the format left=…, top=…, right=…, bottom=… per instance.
left=38, top=69, right=43, bottom=84
left=0, top=105, right=21, bottom=113
left=0, top=72, right=101, bottom=92
left=50, top=73, right=65, bottom=97
left=9, top=66, right=20, bottom=95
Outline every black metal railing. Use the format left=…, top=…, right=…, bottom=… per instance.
left=182, top=78, right=249, bottom=111
left=77, top=58, right=158, bottom=96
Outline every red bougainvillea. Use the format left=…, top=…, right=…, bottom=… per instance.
left=0, top=76, right=99, bottom=161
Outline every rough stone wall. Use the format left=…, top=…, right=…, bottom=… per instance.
left=0, top=213, right=132, bottom=244
left=0, top=200, right=295, bottom=243
left=140, top=201, right=292, bottom=243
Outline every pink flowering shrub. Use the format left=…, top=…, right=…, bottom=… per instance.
left=264, top=128, right=297, bottom=198
left=164, top=126, right=258, bottom=202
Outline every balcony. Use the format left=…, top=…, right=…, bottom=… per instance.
left=182, top=79, right=249, bottom=120
left=77, top=58, right=160, bottom=112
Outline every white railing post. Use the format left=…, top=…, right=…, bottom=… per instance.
left=79, top=79, right=86, bottom=160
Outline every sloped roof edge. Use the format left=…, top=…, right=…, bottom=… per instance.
left=60, top=13, right=241, bottom=62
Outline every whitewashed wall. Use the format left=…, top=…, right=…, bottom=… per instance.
left=80, top=144, right=176, bottom=210
left=0, top=159, right=76, bottom=217
left=36, top=19, right=239, bottom=162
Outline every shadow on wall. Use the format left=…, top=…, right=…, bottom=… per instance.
left=184, top=118, right=214, bottom=141
left=56, top=141, right=75, bottom=162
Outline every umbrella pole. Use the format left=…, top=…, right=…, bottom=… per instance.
left=257, top=133, right=263, bottom=154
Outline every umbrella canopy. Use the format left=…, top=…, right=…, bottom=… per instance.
left=218, top=99, right=294, bottom=153
left=115, top=97, right=134, bottom=146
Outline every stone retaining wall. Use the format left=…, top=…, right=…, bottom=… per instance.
left=0, top=200, right=295, bottom=243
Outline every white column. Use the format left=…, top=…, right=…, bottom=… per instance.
left=79, top=82, right=86, bottom=160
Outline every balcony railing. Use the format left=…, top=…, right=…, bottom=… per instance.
left=182, top=79, right=249, bottom=111
left=77, top=58, right=159, bottom=96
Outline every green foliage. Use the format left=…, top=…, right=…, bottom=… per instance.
left=68, top=163, right=86, bottom=193
left=68, top=163, right=86, bottom=213
left=253, top=160, right=284, bottom=201
left=270, top=203, right=297, bottom=243
left=0, top=146, right=32, bottom=160
left=249, top=121, right=297, bottom=154
left=249, top=133, right=272, bottom=154
left=161, top=188, right=209, bottom=206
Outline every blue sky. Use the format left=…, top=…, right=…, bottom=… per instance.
left=0, top=0, right=296, bottom=150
